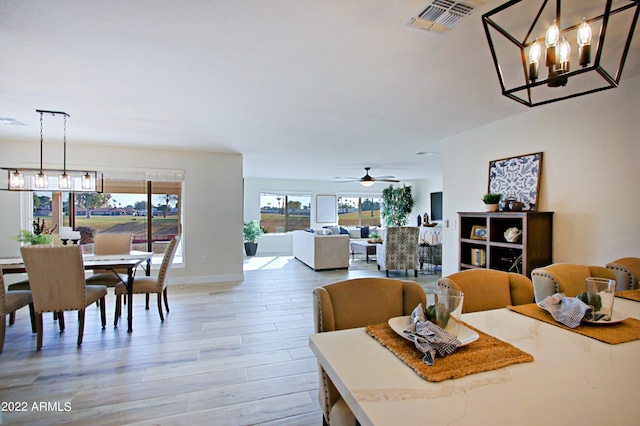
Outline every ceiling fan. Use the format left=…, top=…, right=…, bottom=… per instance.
left=335, top=167, right=400, bottom=187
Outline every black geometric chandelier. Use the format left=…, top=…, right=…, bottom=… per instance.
left=482, top=0, right=639, bottom=107
left=1, top=109, right=103, bottom=192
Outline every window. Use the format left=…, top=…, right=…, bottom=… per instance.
left=25, top=175, right=183, bottom=266
left=260, top=193, right=311, bottom=233
left=338, top=196, right=382, bottom=227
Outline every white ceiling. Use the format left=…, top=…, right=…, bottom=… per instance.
left=1, top=0, right=638, bottom=183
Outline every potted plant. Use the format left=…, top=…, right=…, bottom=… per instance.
left=243, top=221, right=264, bottom=256
left=481, top=192, right=503, bottom=212
left=381, top=184, right=415, bottom=227
left=13, top=218, right=55, bottom=245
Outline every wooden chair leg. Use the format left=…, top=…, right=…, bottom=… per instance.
left=157, top=293, right=164, bottom=321
left=9, top=311, right=16, bottom=325
left=100, top=297, right=106, bottom=328
left=36, top=313, right=43, bottom=351
left=163, top=287, right=170, bottom=313
left=77, top=309, right=85, bottom=346
left=29, top=303, right=36, bottom=333
left=114, top=294, right=121, bottom=327
left=58, top=311, right=65, bottom=332
left=0, top=314, right=5, bottom=354
left=145, top=293, right=150, bottom=310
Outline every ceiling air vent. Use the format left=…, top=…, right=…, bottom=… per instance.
left=407, top=0, right=484, bottom=34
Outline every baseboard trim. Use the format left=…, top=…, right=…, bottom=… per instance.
left=168, top=274, right=244, bottom=285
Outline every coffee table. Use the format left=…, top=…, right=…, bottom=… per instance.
left=349, top=241, right=378, bottom=263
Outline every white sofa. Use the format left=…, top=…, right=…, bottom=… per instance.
left=292, top=230, right=349, bottom=271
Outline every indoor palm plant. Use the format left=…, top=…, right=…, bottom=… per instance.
left=243, top=221, right=264, bottom=256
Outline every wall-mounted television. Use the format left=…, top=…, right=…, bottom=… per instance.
left=430, top=192, right=443, bottom=221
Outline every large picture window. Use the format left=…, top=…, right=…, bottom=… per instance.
left=260, top=193, right=311, bottom=233
left=338, top=196, right=382, bottom=227
left=26, top=175, right=183, bottom=265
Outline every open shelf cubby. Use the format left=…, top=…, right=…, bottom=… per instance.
left=458, top=211, right=553, bottom=277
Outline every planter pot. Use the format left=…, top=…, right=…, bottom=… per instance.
left=484, top=203, right=499, bottom=212
left=244, top=242, right=258, bottom=256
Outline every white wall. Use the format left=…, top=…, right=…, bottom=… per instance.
left=441, top=75, right=640, bottom=276
left=0, top=140, right=244, bottom=284
left=411, top=178, right=443, bottom=227
left=243, top=177, right=443, bottom=254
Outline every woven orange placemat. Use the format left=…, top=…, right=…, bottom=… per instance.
left=615, top=290, right=640, bottom=302
left=365, top=322, right=533, bottom=383
left=508, top=303, right=640, bottom=344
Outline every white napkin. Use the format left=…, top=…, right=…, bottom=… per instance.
left=537, top=293, right=593, bottom=328
left=404, top=304, right=462, bottom=366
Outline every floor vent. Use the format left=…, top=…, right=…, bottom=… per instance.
left=407, top=0, right=484, bottom=34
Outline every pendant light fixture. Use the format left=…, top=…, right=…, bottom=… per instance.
left=1, top=109, right=104, bottom=192
left=482, top=0, right=640, bottom=107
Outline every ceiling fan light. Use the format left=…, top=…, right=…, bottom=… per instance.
left=361, top=180, right=374, bottom=187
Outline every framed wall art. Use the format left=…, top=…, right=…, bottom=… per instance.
left=488, top=152, right=542, bottom=211
left=316, top=194, right=337, bottom=223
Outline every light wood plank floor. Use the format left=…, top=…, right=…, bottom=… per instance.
left=0, top=255, right=440, bottom=425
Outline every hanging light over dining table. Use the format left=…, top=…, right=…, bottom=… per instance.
left=1, top=109, right=103, bottom=192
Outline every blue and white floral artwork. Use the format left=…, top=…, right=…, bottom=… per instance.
left=488, top=152, right=542, bottom=211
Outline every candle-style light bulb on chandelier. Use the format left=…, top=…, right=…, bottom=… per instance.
left=482, top=0, right=640, bottom=107
left=1, top=109, right=103, bottom=192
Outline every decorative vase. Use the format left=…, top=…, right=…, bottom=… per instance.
left=484, top=204, right=499, bottom=212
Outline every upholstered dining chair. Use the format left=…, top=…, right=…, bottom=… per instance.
left=313, top=277, right=426, bottom=426
left=20, top=245, right=107, bottom=350
left=376, top=226, right=420, bottom=277
left=1, top=269, right=35, bottom=353
left=114, top=236, right=181, bottom=325
left=437, top=269, right=534, bottom=313
left=606, top=257, right=640, bottom=291
left=530, top=263, right=616, bottom=302
left=85, top=232, right=133, bottom=287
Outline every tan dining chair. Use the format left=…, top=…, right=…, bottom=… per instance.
left=114, top=236, right=180, bottom=325
left=20, top=245, right=107, bottom=350
left=531, top=263, right=616, bottom=302
left=85, top=232, right=133, bottom=287
left=313, top=277, right=426, bottom=426
left=606, top=257, right=640, bottom=291
left=1, top=269, right=35, bottom=354
left=438, top=269, right=534, bottom=313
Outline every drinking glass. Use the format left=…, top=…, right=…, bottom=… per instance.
left=585, top=277, right=616, bottom=321
left=433, top=287, right=464, bottom=336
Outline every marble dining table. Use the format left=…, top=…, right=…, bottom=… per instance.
left=0, top=251, right=153, bottom=333
left=309, top=297, right=640, bottom=426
